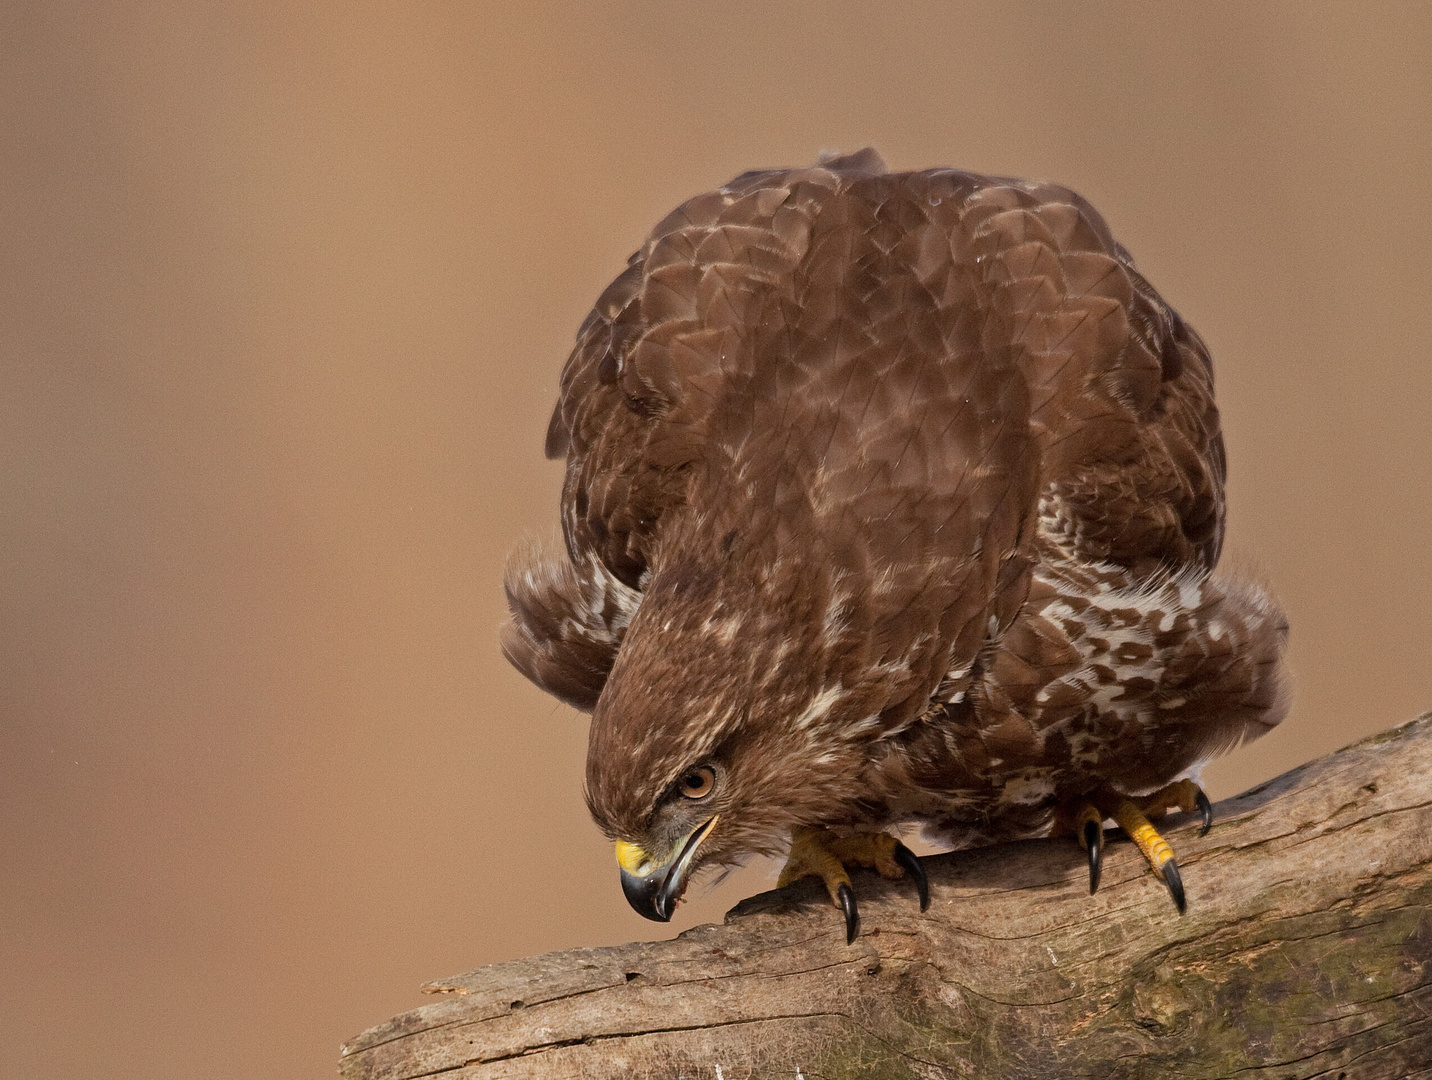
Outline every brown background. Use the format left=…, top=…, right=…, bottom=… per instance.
left=2, top=4, right=1429, bottom=1078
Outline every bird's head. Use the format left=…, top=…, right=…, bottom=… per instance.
left=582, top=558, right=881, bottom=922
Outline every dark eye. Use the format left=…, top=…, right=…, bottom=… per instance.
left=679, top=766, right=716, bottom=800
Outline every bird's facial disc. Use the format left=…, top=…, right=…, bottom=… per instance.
left=616, top=814, right=719, bottom=921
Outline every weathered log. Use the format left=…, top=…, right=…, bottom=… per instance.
left=341, top=713, right=1432, bottom=1079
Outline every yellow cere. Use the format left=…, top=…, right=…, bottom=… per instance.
left=614, top=839, right=651, bottom=875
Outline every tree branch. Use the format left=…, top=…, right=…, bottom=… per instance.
left=342, top=713, right=1432, bottom=1079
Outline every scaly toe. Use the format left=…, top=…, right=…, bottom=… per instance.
left=1136, top=778, right=1214, bottom=837
left=777, top=827, right=851, bottom=902
left=1111, top=798, right=1189, bottom=915
left=828, top=831, right=903, bottom=878
left=780, top=828, right=930, bottom=938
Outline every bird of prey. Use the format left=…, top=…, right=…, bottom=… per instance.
left=503, top=149, right=1288, bottom=942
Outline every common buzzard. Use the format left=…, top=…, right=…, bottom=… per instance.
left=503, top=149, right=1288, bottom=941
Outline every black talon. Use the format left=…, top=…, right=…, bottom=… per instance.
left=1082, top=819, right=1104, bottom=895
left=1195, top=789, right=1213, bottom=837
left=837, top=883, right=860, bottom=944
left=893, top=841, right=930, bottom=912
left=1160, top=857, right=1187, bottom=914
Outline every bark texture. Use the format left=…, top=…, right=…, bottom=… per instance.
left=342, top=714, right=1432, bottom=1079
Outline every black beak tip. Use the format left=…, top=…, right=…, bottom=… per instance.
left=620, top=868, right=673, bottom=922
left=617, top=816, right=716, bottom=923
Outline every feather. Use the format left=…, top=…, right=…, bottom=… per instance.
left=504, top=151, right=1287, bottom=868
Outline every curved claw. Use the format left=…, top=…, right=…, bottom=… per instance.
left=1196, top=789, right=1213, bottom=837
left=893, top=841, right=930, bottom=911
left=1082, top=819, right=1104, bottom=895
left=837, top=883, right=860, bottom=944
left=1160, top=856, right=1187, bottom=914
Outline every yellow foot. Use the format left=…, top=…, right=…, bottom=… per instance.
left=1138, top=779, right=1215, bottom=835
left=1060, top=781, right=1214, bottom=913
left=777, top=828, right=929, bottom=943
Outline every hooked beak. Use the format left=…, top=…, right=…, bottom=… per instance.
left=615, top=816, right=719, bottom=922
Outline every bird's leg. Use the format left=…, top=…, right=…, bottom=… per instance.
left=1060, top=780, right=1213, bottom=913
left=777, top=827, right=929, bottom=944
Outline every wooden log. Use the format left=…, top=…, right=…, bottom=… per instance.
left=341, top=713, right=1432, bottom=1079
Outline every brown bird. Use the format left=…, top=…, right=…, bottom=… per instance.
left=503, top=149, right=1289, bottom=942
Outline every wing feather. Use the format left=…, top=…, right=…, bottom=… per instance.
left=510, top=153, right=1226, bottom=736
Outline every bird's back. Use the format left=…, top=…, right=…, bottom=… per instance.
left=506, top=152, right=1286, bottom=842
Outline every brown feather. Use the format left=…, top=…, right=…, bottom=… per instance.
left=505, top=151, right=1287, bottom=869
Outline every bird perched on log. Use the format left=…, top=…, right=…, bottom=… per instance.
left=503, top=149, right=1289, bottom=943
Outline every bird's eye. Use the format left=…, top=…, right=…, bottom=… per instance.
left=679, top=766, right=716, bottom=800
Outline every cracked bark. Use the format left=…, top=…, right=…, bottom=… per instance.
left=341, top=713, right=1432, bottom=1079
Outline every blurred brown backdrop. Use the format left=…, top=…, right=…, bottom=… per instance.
left=2, top=3, right=1429, bottom=1077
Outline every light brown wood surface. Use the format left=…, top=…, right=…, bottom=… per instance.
left=341, top=714, right=1432, bottom=1079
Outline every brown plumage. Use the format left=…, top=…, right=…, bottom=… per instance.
left=503, top=149, right=1288, bottom=928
